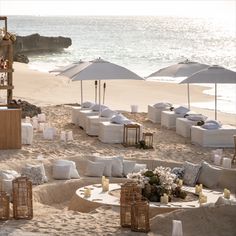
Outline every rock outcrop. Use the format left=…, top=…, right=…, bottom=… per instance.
left=13, top=33, right=72, bottom=63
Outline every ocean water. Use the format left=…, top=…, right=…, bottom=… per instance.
left=6, top=15, right=236, bottom=114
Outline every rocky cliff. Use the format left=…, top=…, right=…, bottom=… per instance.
left=13, top=33, right=72, bottom=63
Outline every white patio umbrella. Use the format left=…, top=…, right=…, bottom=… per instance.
left=180, top=65, right=236, bottom=120
left=50, top=60, right=88, bottom=104
left=147, top=59, right=209, bottom=109
left=57, top=58, right=143, bottom=114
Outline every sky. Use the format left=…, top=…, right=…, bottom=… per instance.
left=0, top=0, right=235, bottom=19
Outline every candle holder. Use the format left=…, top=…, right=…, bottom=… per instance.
left=142, top=132, right=154, bottom=149
left=102, top=179, right=109, bottom=192
left=0, top=191, right=10, bottom=220
left=84, top=188, right=91, bottom=198
left=123, top=124, right=141, bottom=147
left=223, top=188, right=231, bottom=199
left=12, top=177, right=33, bottom=220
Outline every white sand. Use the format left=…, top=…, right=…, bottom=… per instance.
left=0, top=63, right=236, bottom=235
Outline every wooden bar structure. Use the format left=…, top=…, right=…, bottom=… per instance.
left=123, top=124, right=141, bottom=147
left=0, top=16, right=22, bottom=149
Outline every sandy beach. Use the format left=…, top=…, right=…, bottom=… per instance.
left=0, top=63, right=236, bottom=235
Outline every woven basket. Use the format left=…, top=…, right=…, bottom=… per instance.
left=0, top=191, right=10, bottom=220
left=12, top=177, right=33, bottom=220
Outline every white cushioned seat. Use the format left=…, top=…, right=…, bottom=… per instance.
left=77, top=110, right=99, bottom=129
left=85, top=115, right=112, bottom=136
left=147, top=105, right=169, bottom=123
left=176, top=118, right=198, bottom=138
left=21, top=122, right=33, bottom=145
left=98, top=121, right=143, bottom=144
left=161, top=111, right=185, bottom=129
left=191, top=125, right=236, bottom=147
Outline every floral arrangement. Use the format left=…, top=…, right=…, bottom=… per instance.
left=127, top=166, right=186, bottom=202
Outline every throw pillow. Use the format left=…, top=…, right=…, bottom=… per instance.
left=0, top=170, right=20, bottom=180
left=218, top=168, right=236, bottom=191
left=123, top=160, right=136, bottom=176
left=133, top=163, right=147, bottom=173
left=54, top=160, right=80, bottom=179
left=82, top=101, right=94, bottom=108
left=197, top=161, right=222, bottom=189
left=85, top=160, right=105, bottom=177
left=95, top=158, right=113, bottom=177
left=91, top=104, right=107, bottom=112
left=101, top=108, right=116, bottom=118
left=110, top=114, right=132, bottom=124
left=21, top=166, right=45, bottom=185
left=187, top=114, right=208, bottom=122
left=53, top=164, right=71, bottom=180
left=171, top=167, right=185, bottom=179
left=153, top=102, right=172, bottom=109
left=174, top=106, right=190, bottom=115
left=183, top=161, right=201, bottom=186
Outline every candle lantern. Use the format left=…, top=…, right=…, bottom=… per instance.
left=12, top=177, right=33, bottom=220
left=232, top=135, right=236, bottom=164
left=123, top=124, right=141, bottom=147
left=142, top=132, right=154, bottom=149
left=120, top=182, right=141, bottom=228
left=0, top=191, right=10, bottom=220
left=131, top=198, right=150, bottom=233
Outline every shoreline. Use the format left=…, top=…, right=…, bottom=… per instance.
left=11, top=62, right=236, bottom=125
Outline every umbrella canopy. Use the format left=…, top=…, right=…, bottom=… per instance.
left=180, top=65, right=236, bottom=119
left=147, top=59, right=210, bottom=108
left=56, top=58, right=143, bottom=112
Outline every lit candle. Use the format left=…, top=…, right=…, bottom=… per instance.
left=199, top=184, right=203, bottom=192
left=178, top=179, right=183, bottom=187
left=102, top=179, right=109, bottom=192
left=223, top=188, right=230, bottom=199
left=102, top=176, right=106, bottom=186
left=161, top=193, right=169, bottom=204
left=199, top=195, right=207, bottom=205
left=195, top=184, right=202, bottom=194
left=84, top=188, right=91, bottom=197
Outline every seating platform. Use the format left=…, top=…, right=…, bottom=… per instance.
left=147, top=105, right=169, bottom=123
left=176, top=118, right=198, bottom=138
left=191, top=125, right=236, bottom=147
left=85, top=116, right=111, bottom=136
left=98, top=121, right=142, bottom=144
left=161, top=111, right=185, bottom=129
left=71, top=107, right=91, bottom=125
left=77, top=110, right=99, bottom=130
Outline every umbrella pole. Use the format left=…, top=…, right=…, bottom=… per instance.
left=80, top=80, right=83, bottom=105
left=215, top=83, right=217, bottom=120
left=187, top=83, right=190, bottom=109
left=99, top=80, right=101, bottom=117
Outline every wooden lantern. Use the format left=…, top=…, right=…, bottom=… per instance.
left=123, top=124, right=141, bottom=147
left=131, top=198, right=150, bottom=233
left=232, top=135, right=236, bottom=164
left=120, top=182, right=141, bottom=228
left=12, top=177, right=33, bottom=220
left=142, top=132, right=154, bottom=149
left=0, top=191, right=10, bottom=220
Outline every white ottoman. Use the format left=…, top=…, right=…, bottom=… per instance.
left=191, top=125, right=236, bottom=147
left=147, top=105, right=169, bottom=123
left=21, top=123, right=33, bottom=145
left=78, top=110, right=99, bottom=129
left=176, top=118, right=198, bottom=138
left=85, top=116, right=111, bottom=136
left=161, top=111, right=184, bottom=129
left=98, top=121, right=143, bottom=144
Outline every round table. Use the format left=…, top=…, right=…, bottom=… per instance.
left=75, top=183, right=229, bottom=216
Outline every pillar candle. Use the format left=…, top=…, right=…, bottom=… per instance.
left=214, top=154, right=222, bottom=166
left=178, top=179, right=183, bottom=187
left=162, top=193, right=169, bottom=204
left=84, top=188, right=91, bottom=197
left=223, top=188, right=231, bottom=199
left=222, top=158, right=231, bottom=169
left=102, top=179, right=109, bottom=192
